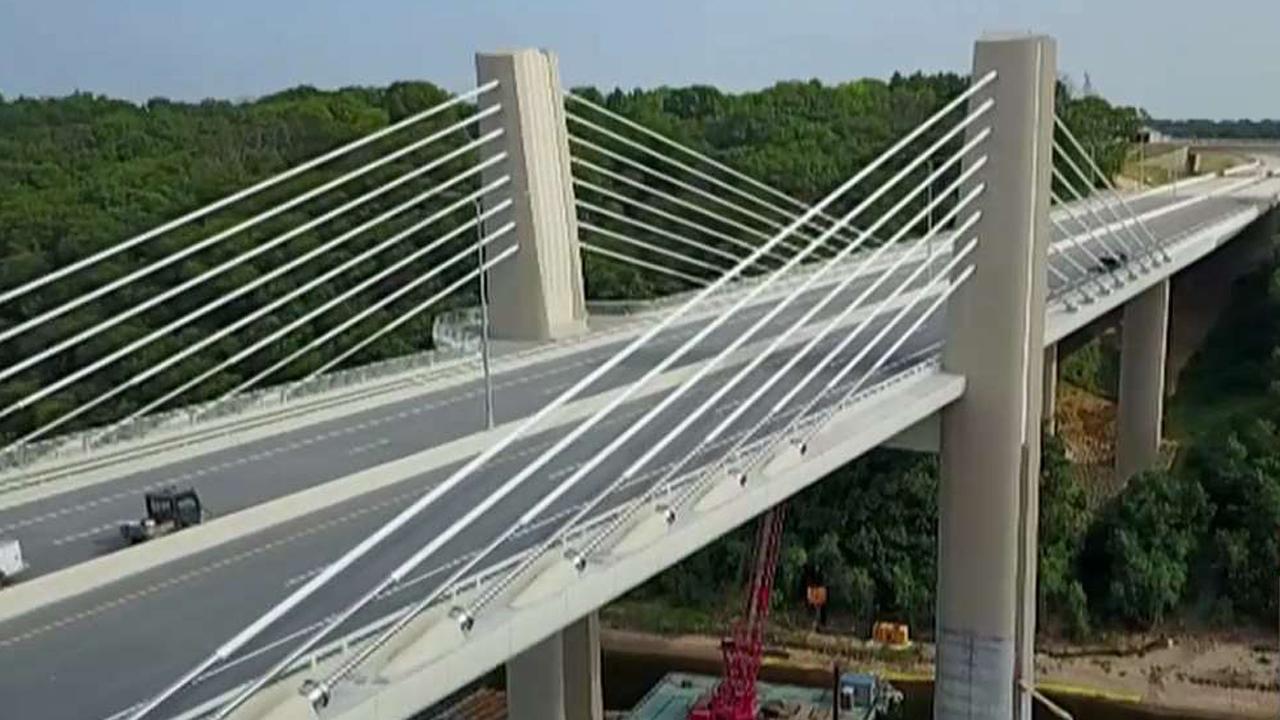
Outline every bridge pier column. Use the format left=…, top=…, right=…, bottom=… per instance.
left=505, top=613, right=602, bottom=720
left=563, top=612, right=604, bottom=720
left=1043, top=344, right=1058, bottom=436
left=506, top=630, right=567, bottom=720
left=476, top=49, right=588, bottom=341
left=1115, top=279, right=1170, bottom=482
left=936, top=34, right=1054, bottom=720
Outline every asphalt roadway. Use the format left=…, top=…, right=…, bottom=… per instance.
left=0, top=175, right=1272, bottom=720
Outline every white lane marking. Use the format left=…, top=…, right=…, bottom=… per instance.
left=51, top=521, right=130, bottom=546
left=346, top=439, right=390, bottom=457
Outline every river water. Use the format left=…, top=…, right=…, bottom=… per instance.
left=601, top=648, right=1216, bottom=720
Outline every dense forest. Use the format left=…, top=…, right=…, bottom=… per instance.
left=1150, top=118, right=1280, bottom=139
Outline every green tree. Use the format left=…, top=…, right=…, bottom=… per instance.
left=1086, top=469, right=1210, bottom=626
left=1038, top=433, right=1091, bottom=637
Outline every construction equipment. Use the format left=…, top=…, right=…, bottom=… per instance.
left=0, top=537, right=27, bottom=586
left=870, top=621, right=911, bottom=648
left=833, top=668, right=904, bottom=720
left=690, top=505, right=786, bottom=720
left=119, top=487, right=205, bottom=544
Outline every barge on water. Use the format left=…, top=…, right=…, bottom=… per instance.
left=629, top=671, right=903, bottom=720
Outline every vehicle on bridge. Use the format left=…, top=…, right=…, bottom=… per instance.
left=1095, top=251, right=1129, bottom=272
left=0, top=537, right=27, bottom=585
left=119, top=488, right=206, bottom=544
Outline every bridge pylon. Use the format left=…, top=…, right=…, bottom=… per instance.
left=936, top=33, right=1055, bottom=720
left=475, top=49, right=589, bottom=341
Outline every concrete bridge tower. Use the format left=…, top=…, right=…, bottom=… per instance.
left=936, top=33, right=1055, bottom=720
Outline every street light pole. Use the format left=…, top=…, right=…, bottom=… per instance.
left=926, top=160, right=935, bottom=282
left=475, top=195, right=495, bottom=430
left=457, top=120, right=496, bottom=431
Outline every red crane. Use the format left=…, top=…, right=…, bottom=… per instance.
left=690, top=505, right=786, bottom=720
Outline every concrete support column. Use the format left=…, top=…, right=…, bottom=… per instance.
left=562, top=613, right=604, bottom=720
left=1043, top=344, right=1058, bottom=436
left=476, top=49, right=588, bottom=341
left=505, top=613, right=602, bottom=720
left=1115, top=279, right=1170, bottom=482
left=937, top=34, right=1054, bottom=720
left=506, top=631, right=567, bottom=720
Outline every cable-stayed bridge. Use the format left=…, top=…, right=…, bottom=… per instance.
left=0, top=34, right=1277, bottom=720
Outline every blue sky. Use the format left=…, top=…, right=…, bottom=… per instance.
left=2, top=0, right=1278, bottom=119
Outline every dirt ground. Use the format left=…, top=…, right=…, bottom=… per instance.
left=601, top=627, right=1280, bottom=719
left=1037, top=632, right=1278, bottom=718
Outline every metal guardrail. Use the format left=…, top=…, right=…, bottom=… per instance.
left=0, top=341, right=486, bottom=474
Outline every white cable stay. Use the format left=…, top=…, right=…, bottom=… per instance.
left=573, top=178, right=782, bottom=268
left=1042, top=220, right=1098, bottom=303
left=576, top=199, right=746, bottom=267
left=702, top=193, right=981, bottom=453
left=470, top=168, right=987, bottom=615
left=569, top=133, right=832, bottom=257
left=562, top=90, right=873, bottom=247
left=579, top=220, right=732, bottom=276
left=93, top=200, right=515, bottom=446
left=581, top=243, right=712, bottom=287
left=825, top=269, right=973, bottom=417
left=0, top=81, right=500, bottom=308
left=668, top=244, right=978, bottom=521
left=1047, top=205, right=1118, bottom=296
left=1051, top=166, right=1149, bottom=273
left=0, top=170, right=510, bottom=452
left=302, top=109, right=995, bottom=698
left=1053, top=149, right=1157, bottom=266
left=563, top=108, right=867, bottom=250
left=0, top=109, right=503, bottom=350
left=217, top=222, right=518, bottom=410
left=570, top=155, right=798, bottom=264
left=304, top=242, right=518, bottom=382
left=0, top=131, right=504, bottom=389
left=1054, top=116, right=1172, bottom=262
left=1044, top=216, right=1098, bottom=282
left=1045, top=245, right=1078, bottom=289
left=1050, top=187, right=1135, bottom=282
left=502, top=144, right=986, bottom=557
left=570, top=199, right=979, bottom=566
left=1052, top=139, right=1168, bottom=265
left=147, top=69, right=998, bottom=720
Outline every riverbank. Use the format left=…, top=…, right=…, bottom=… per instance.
left=599, top=625, right=1278, bottom=719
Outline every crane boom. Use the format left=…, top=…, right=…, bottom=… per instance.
left=690, top=505, right=786, bottom=720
